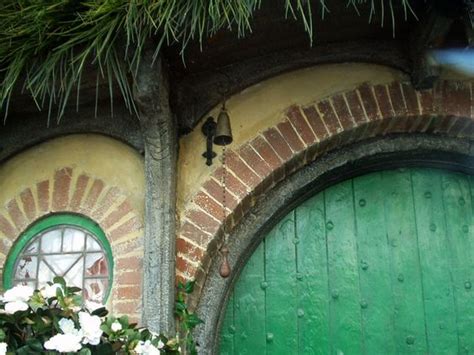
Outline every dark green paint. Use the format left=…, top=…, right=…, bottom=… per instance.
left=220, top=168, right=474, bottom=354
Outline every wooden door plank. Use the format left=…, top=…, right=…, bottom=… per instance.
left=411, top=169, right=459, bottom=353
left=443, top=172, right=474, bottom=353
left=233, top=242, right=266, bottom=354
left=325, top=180, right=363, bottom=354
left=353, top=172, right=397, bottom=354
left=382, top=169, right=428, bottom=354
left=219, top=293, right=235, bottom=354
left=265, top=211, right=298, bottom=353
left=296, top=193, right=329, bottom=354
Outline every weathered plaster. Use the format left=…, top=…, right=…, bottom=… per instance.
left=0, top=134, right=144, bottom=216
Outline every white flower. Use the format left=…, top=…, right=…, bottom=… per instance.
left=85, top=300, right=103, bottom=312
left=3, top=285, right=34, bottom=303
left=59, top=318, right=81, bottom=336
left=79, top=312, right=103, bottom=345
left=44, top=333, right=82, bottom=353
left=111, top=321, right=122, bottom=332
left=0, top=342, right=7, bottom=355
left=157, top=340, right=165, bottom=349
left=135, top=340, right=161, bottom=355
left=40, top=283, right=63, bottom=298
left=4, top=300, right=28, bottom=314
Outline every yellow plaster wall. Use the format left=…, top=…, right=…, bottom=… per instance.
left=177, top=63, right=410, bottom=214
left=0, top=134, right=145, bottom=217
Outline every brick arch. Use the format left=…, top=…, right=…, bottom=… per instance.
left=177, top=79, right=474, bottom=291
left=0, top=167, right=143, bottom=319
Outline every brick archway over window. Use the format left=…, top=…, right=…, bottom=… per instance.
left=178, top=79, right=474, bottom=299
left=0, top=168, right=143, bottom=320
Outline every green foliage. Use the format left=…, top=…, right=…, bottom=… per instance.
left=175, top=281, right=203, bottom=355
left=0, top=277, right=182, bottom=354
left=0, top=0, right=417, bottom=123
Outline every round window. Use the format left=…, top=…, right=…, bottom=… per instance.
left=3, top=214, right=113, bottom=303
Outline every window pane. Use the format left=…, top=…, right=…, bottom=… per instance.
left=85, top=253, right=108, bottom=276
left=84, top=279, right=108, bottom=303
left=45, top=254, right=82, bottom=275
left=13, top=222, right=111, bottom=302
left=15, top=256, right=38, bottom=280
left=62, top=228, right=85, bottom=252
left=38, top=261, right=56, bottom=287
left=66, top=260, right=84, bottom=289
left=24, top=240, right=39, bottom=254
left=86, top=236, right=101, bottom=251
left=41, top=229, right=62, bottom=253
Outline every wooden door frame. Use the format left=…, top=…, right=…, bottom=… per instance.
left=195, top=133, right=474, bottom=354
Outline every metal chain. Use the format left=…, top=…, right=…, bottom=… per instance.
left=221, top=144, right=227, bottom=244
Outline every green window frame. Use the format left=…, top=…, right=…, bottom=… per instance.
left=3, top=214, right=114, bottom=302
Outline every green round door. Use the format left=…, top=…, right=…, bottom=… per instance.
left=220, top=168, right=474, bottom=354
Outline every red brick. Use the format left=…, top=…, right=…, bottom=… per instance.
left=344, top=90, right=367, bottom=124
left=176, top=255, right=198, bottom=276
left=302, top=106, right=330, bottom=140
left=93, top=187, right=120, bottom=221
left=277, top=119, right=305, bottom=152
left=401, top=83, right=420, bottom=116
left=52, top=167, right=73, bottom=211
left=387, top=82, right=409, bottom=132
left=251, top=135, right=282, bottom=165
left=443, top=81, right=471, bottom=117
left=417, top=88, right=434, bottom=116
left=388, top=82, right=407, bottom=117
left=82, top=179, right=105, bottom=212
left=116, top=271, right=141, bottom=285
left=69, top=174, right=89, bottom=211
left=286, top=106, right=316, bottom=145
left=116, top=256, right=142, bottom=271
left=0, top=214, right=16, bottom=238
left=204, top=174, right=241, bottom=207
left=20, top=188, right=36, bottom=222
left=238, top=145, right=272, bottom=179
left=6, top=199, right=27, bottom=232
left=114, top=301, right=139, bottom=315
left=358, top=84, right=381, bottom=121
left=176, top=238, right=205, bottom=262
left=187, top=209, right=220, bottom=236
left=317, top=100, right=341, bottom=134
left=109, top=216, right=142, bottom=241
left=117, top=286, right=141, bottom=300
left=102, top=200, right=133, bottom=229
left=193, top=191, right=225, bottom=222
left=180, top=221, right=212, bottom=246
left=36, top=180, right=50, bottom=213
left=332, top=94, right=355, bottom=129
left=250, top=136, right=285, bottom=182
left=262, top=128, right=293, bottom=161
left=225, top=151, right=261, bottom=189
left=373, top=84, right=395, bottom=118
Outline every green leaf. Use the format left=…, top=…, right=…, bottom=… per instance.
left=52, top=276, right=66, bottom=288
left=184, top=281, right=195, bottom=294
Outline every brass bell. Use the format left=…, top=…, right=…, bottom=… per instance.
left=213, top=108, right=233, bottom=146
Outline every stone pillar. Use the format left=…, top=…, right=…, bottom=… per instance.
left=134, top=52, right=177, bottom=334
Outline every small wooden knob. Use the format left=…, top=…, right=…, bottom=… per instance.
left=219, top=246, right=231, bottom=278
